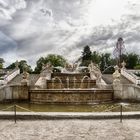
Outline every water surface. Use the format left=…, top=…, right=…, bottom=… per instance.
left=0, top=103, right=140, bottom=112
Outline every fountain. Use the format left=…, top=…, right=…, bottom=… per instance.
left=51, top=77, right=63, bottom=89
left=66, top=77, right=70, bottom=89
left=73, top=77, right=77, bottom=89
left=29, top=62, right=114, bottom=104
left=80, top=76, right=91, bottom=89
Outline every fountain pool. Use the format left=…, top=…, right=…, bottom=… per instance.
left=0, top=102, right=140, bottom=112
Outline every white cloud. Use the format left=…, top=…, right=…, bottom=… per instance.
left=0, top=0, right=140, bottom=68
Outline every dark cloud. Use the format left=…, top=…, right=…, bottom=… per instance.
left=0, top=31, right=17, bottom=54
left=0, top=0, right=140, bottom=68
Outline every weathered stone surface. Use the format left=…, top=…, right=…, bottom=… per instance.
left=30, top=89, right=113, bottom=104
left=0, top=119, right=140, bottom=140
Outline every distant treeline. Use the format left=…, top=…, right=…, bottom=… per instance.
left=0, top=46, right=140, bottom=74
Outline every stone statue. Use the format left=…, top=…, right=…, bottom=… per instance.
left=113, top=65, right=121, bottom=84
left=62, top=62, right=79, bottom=73
left=121, top=61, right=126, bottom=69
left=21, top=63, right=29, bottom=85
left=42, top=62, right=52, bottom=72
left=112, top=65, right=122, bottom=99
left=88, top=62, right=102, bottom=81
left=21, top=70, right=29, bottom=85
left=22, top=71, right=29, bottom=80
left=41, top=62, right=53, bottom=79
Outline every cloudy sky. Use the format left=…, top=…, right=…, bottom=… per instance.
left=0, top=0, right=140, bottom=68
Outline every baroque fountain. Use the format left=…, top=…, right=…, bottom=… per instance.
left=29, top=62, right=114, bottom=104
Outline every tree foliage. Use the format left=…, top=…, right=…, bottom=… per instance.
left=0, top=58, right=4, bottom=69
left=122, top=53, right=139, bottom=69
left=81, top=45, right=92, bottom=66
left=34, top=54, right=66, bottom=73
left=6, top=60, right=32, bottom=73
left=92, top=51, right=101, bottom=64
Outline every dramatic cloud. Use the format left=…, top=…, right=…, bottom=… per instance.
left=0, top=0, right=140, bottom=68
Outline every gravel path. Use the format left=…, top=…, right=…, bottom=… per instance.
left=0, top=119, right=140, bottom=140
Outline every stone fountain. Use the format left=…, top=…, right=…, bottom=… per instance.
left=30, top=62, right=114, bottom=104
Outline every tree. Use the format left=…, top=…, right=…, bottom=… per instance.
left=91, top=51, right=101, bottom=64
left=81, top=45, right=92, bottom=66
left=0, top=58, right=4, bottom=69
left=34, top=57, right=46, bottom=74
left=126, top=53, right=139, bottom=69
left=99, top=53, right=115, bottom=73
left=121, top=53, right=139, bottom=69
left=6, top=60, right=33, bottom=73
left=34, top=54, right=66, bottom=73
left=100, top=54, right=106, bottom=72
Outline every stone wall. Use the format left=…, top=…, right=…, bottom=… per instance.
left=46, top=80, right=96, bottom=89
left=0, top=85, right=29, bottom=101
left=114, top=84, right=140, bottom=101
left=29, top=89, right=114, bottom=104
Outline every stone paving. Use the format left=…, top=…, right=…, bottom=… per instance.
left=0, top=119, right=140, bottom=140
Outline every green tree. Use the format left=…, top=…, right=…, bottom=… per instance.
left=100, top=54, right=106, bottom=72
left=34, top=57, right=46, bottom=74
left=0, top=58, right=4, bottom=69
left=126, top=53, right=139, bottom=69
left=121, top=53, right=139, bottom=69
left=6, top=60, right=33, bottom=73
left=81, top=45, right=92, bottom=66
left=99, top=53, right=115, bottom=73
left=34, top=54, right=66, bottom=73
left=91, top=51, right=101, bottom=64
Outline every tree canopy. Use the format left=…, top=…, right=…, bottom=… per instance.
left=2, top=46, right=140, bottom=74
left=0, top=58, right=4, bottom=69
left=6, top=60, right=33, bottom=73
left=122, top=53, right=140, bottom=69
left=34, top=54, right=67, bottom=73
left=81, top=45, right=92, bottom=66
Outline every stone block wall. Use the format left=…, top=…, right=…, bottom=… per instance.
left=0, top=85, right=29, bottom=101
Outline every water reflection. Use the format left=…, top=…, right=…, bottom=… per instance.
left=0, top=102, right=140, bottom=112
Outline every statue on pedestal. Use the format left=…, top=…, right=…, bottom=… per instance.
left=21, top=63, right=29, bottom=85
left=88, top=62, right=102, bottom=82
left=41, top=62, right=53, bottom=79
left=121, top=61, right=126, bottom=69
left=112, top=65, right=122, bottom=99
left=113, top=65, right=121, bottom=84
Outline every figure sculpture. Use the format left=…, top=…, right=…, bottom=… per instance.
left=41, top=62, right=53, bottom=79
left=21, top=64, right=29, bottom=85
left=113, top=65, right=121, bottom=84
left=88, top=62, right=102, bottom=82
left=121, top=61, right=126, bottom=69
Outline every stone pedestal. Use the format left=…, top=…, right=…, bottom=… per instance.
left=21, top=79, right=29, bottom=86
left=113, top=80, right=122, bottom=99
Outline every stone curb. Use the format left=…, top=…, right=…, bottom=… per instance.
left=0, top=112, right=140, bottom=120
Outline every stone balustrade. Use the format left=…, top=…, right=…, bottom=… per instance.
left=0, top=69, right=20, bottom=85
left=121, top=69, right=140, bottom=85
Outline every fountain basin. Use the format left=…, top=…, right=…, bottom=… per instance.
left=29, top=89, right=114, bottom=104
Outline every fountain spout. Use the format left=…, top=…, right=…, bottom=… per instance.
left=80, top=76, right=91, bottom=88
left=66, top=77, right=70, bottom=89
left=73, top=77, right=77, bottom=89
left=52, top=77, right=63, bottom=89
